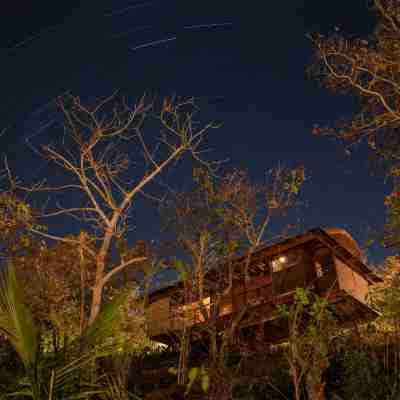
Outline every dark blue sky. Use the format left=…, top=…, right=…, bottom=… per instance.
left=0, top=1, right=390, bottom=263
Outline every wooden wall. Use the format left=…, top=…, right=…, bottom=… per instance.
left=335, top=257, right=369, bottom=304
left=147, top=297, right=170, bottom=336
left=146, top=241, right=372, bottom=339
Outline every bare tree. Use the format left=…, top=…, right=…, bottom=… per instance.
left=309, top=0, right=400, bottom=161
left=309, top=0, right=400, bottom=252
left=163, top=166, right=305, bottom=399
left=216, top=166, right=305, bottom=284
left=7, top=92, right=218, bottom=325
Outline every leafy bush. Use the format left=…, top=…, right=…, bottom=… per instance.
left=332, top=348, right=399, bottom=400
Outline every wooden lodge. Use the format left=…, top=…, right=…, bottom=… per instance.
left=146, top=228, right=381, bottom=345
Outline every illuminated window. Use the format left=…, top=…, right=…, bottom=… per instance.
left=272, top=255, right=288, bottom=272
left=315, top=261, right=323, bottom=278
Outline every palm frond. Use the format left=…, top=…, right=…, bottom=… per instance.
left=79, top=291, right=128, bottom=348
left=0, top=266, right=133, bottom=400
left=0, top=265, right=38, bottom=370
left=3, top=389, right=34, bottom=398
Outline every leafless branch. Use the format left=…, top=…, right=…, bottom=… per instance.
left=101, top=256, right=148, bottom=286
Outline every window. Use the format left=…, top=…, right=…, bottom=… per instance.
left=271, top=249, right=305, bottom=272
left=315, top=261, right=324, bottom=278
left=271, top=255, right=288, bottom=272
left=314, top=249, right=334, bottom=277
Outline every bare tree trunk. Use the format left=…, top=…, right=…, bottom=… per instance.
left=88, top=231, right=112, bottom=325
left=197, top=262, right=204, bottom=300
left=79, top=235, right=86, bottom=334
left=207, top=328, right=233, bottom=400
left=177, top=329, right=190, bottom=386
left=209, top=363, right=232, bottom=400
left=13, top=93, right=216, bottom=331
left=305, top=361, right=328, bottom=400
left=292, top=368, right=301, bottom=400
left=89, top=280, right=104, bottom=325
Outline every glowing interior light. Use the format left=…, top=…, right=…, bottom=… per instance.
left=278, top=256, right=287, bottom=263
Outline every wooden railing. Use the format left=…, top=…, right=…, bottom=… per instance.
left=170, top=297, right=211, bottom=330
left=167, top=275, right=274, bottom=330
left=147, top=253, right=376, bottom=339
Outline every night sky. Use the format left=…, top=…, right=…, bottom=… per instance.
left=0, top=1, right=390, bottom=264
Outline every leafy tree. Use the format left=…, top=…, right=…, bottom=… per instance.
left=369, top=256, right=400, bottom=386
left=0, top=196, right=155, bottom=397
left=0, top=192, right=41, bottom=260
left=279, top=288, right=338, bottom=400
left=383, top=189, right=400, bottom=249
left=309, top=6, right=400, bottom=395
left=370, top=256, right=400, bottom=329
left=0, top=264, right=133, bottom=400
left=11, top=238, right=87, bottom=341
left=336, top=346, right=399, bottom=400
left=314, top=254, right=400, bottom=400
left=11, top=233, right=153, bottom=352
left=8, top=233, right=160, bottom=400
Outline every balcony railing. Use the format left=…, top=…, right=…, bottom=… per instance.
left=170, top=297, right=211, bottom=331
left=167, top=275, right=275, bottom=331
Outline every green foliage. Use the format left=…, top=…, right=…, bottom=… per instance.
left=0, top=266, right=38, bottom=372
left=384, top=191, right=400, bottom=249
left=185, top=365, right=209, bottom=396
left=11, top=238, right=89, bottom=340
left=168, top=364, right=209, bottom=396
left=278, top=288, right=334, bottom=328
left=0, top=265, right=137, bottom=400
left=332, top=348, right=400, bottom=400
left=294, top=287, right=310, bottom=306
left=279, top=288, right=338, bottom=400
left=284, top=167, right=306, bottom=195
left=173, top=259, right=191, bottom=282
left=82, top=290, right=128, bottom=348
left=370, top=256, right=400, bottom=332
left=0, top=337, right=24, bottom=390
left=0, top=193, right=42, bottom=259
left=276, top=303, right=289, bottom=318
left=102, top=284, right=159, bottom=357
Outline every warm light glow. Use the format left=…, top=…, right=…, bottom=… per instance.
left=278, top=256, right=287, bottom=263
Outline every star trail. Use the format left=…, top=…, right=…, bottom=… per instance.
left=0, top=0, right=389, bottom=262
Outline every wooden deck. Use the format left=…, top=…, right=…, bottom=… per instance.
left=147, top=277, right=379, bottom=346
left=146, top=228, right=381, bottom=345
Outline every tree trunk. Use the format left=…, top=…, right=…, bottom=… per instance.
left=208, top=341, right=232, bottom=400
left=177, top=329, right=190, bottom=385
left=305, top=361, right=328, bottom=400
left=197, top=262, right=204, bottom=300
left=292, top=368, right=301, bottom=400
left=209, top=368, right=232, bottom=400
left=89, top=281, right=103, bottom=325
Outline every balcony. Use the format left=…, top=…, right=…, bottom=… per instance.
left=147, top=274, right=281, bottom=337
left=146, top=228, right=381, bottom=343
